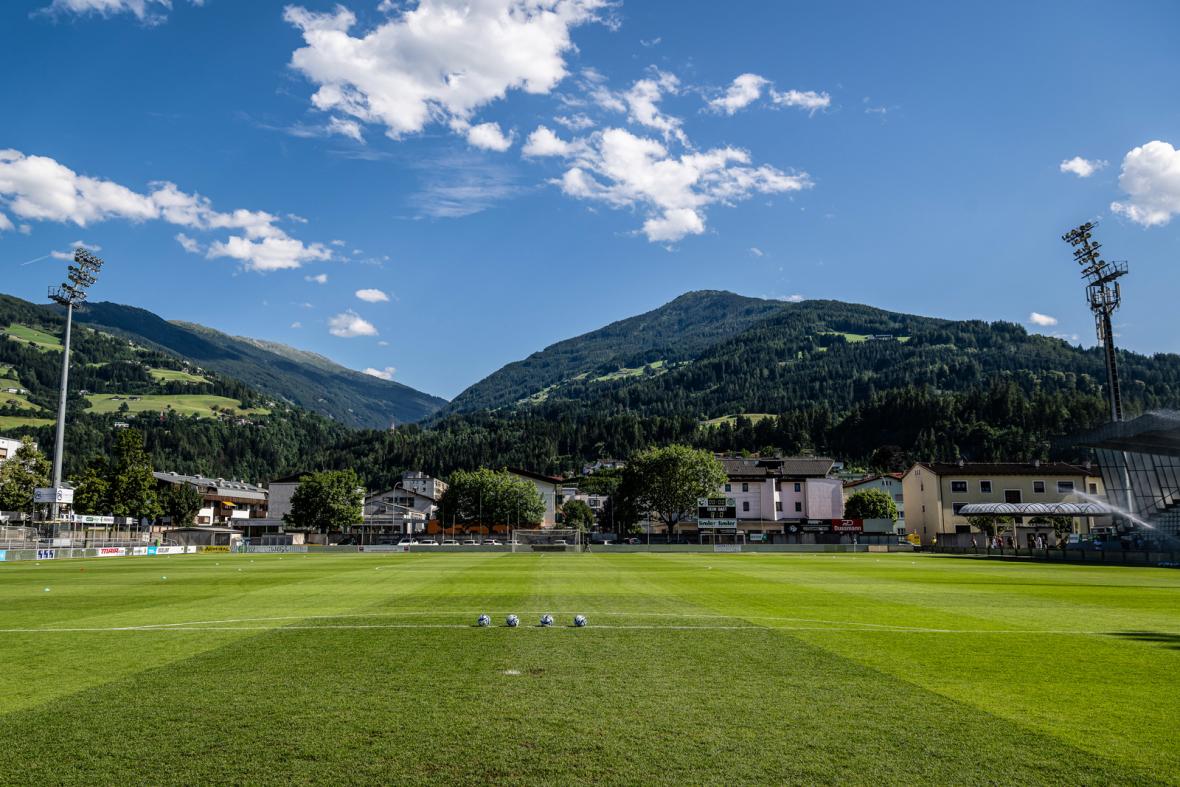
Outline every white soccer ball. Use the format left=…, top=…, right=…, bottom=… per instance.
left=506, top=614, right=519, bottom=628
left=573, top=614, right=587, bottom=627
left=477, top=614, right=491, bottom=627
left=540, top=614, right=554, bottom=627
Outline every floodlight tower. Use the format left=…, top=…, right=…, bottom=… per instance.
left=1061, top=222, right=1128, bottom=422
left=47, top=248, right=104, bottom=522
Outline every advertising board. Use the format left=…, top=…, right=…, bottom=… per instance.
left=96, top=547, right=125, bottom=557
left=36, top=548, right=56, bottom=560
left=830, top=519, right=864, bottom=533
left=34, top=487, right=73, bottom=504
left=198, top=545, right=231, bottom=553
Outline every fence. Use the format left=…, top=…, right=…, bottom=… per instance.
left=928, top=545, right=1179, bottom=568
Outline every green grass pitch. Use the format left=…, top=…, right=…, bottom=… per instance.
left=1, top=552, right=1177, bottom=784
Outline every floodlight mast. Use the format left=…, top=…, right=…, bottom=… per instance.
left=47, top=248, right=104, bottom=522
left=1061, top=222, right=1128, bottom=422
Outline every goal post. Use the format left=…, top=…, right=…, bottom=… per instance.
left=510, top=529, right=583, bottom=552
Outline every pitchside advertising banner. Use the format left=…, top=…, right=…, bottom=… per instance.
left=789, top=520, right=865, bottom=534
left=96, top=547, right=125, bottom=557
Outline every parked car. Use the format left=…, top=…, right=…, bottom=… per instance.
left=625, top=537, right=641, bottom=544
left=554, top=539, right=569, bottom=546
left=462, top=539, right=480, bottom=546
left=441, top=539, right=460, bottom=546
left=484, top=539, right=502, bottom=546
left=418, top=539, right=439, bottom=546
left=396, top=538, right=418, bottom=546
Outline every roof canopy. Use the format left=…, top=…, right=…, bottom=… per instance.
left=1071, top=410, right=1180, bottom=458
left=957, top=502, right=1114, bottom=518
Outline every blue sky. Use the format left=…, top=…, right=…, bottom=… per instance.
left=1, top=0, right=1178, bottom=401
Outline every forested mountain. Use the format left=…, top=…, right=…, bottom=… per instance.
left=444, top=290, right=785, bottom=413
left=72, top=301, right=445, bottom=428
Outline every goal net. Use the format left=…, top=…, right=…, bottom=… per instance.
left=511, top=529, right=583, bottom=552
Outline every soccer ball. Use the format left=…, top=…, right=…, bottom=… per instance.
left=477, top=614, right=491, bottom=627
left=540, top=614, right=554, bottom=627
left=506, top=614, right=519, bottom=628
left=573, top=614, right=587, bottom=627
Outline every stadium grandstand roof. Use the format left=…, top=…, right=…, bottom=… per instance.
left=1071, top=410, right=1180, bottom=458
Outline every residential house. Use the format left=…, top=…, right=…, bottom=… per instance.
left=154, top=471, right=268, bottom=526
left=507, top=468, right=564, bottom=527
left=364, top=485, right=439, bottom=535
left=901, top=461, right=1106, bottom=545
left=0, top=437, right=31, bottom=466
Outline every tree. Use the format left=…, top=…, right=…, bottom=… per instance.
left=844, top=488, right=898, bottom=522
left=72, top=460, right=111, bottom=515
left=621, top=445, right=727, bottom=532
left=967, top=514, right=1015, bottom=540
left=162, top=482, right=203, bottom=526
left=107, top=428, right=162, bottom=523
left=285, top=470, right=363, bottom=533
left=561, top=499, right=595, bottom=532
left=0, top=437, right=50, bottom=514
left=438, top=468, right=545, bottom=529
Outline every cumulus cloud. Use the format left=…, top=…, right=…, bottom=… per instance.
left=523, top=125, right=577, bottom=157
left=38, top=0, right=204, bottom=24
left=545, top=127, right=812, bottom=242
left=363, top=366, right=397, bottom=380
left=1029, top=312, right=1058, bottom=327
left=327, top=116, right=365, bottom=143
left=328, top=310, right=378, bottom=337
left=1110, top=140, right=1180, bottom=226
left=465, top=121, right=515, bottom=152
left=0, top=149, right=331, bottom=271
left=283, top=0, right=607, bottom=142
left=1059, top=156, right=1106, bottom=178
left=554, top=113, right=595, bottom=131
left=709, top=73, right=769, bottom=115
left=780, top=294, right=805, bottom=303
left=305, top=273, right=328, bottom=284
left=355, top=288, right=390, bottom=303
left=770, top=89, right=831, bottom=114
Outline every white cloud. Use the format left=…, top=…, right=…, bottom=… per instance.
left=0, top=149, right=331, bottom=272
left=18, top=223, right=31, bottom=235
left=546, top=127, right=812, bottom=242
left=709, top=73, right=769, bottom=115
left=355, top=287, right=390, bottom=303
left=50, top=250, right=73, bottom=260
left=1110, top=140, right=1180, bottom=227
left=749, top=246, right=764, bottom=257
left=1059, top=156, right=1106, bottom=178
left=377, top=340, right=390, bottom=347
left=327, top=116, right=365, bottom=143
left=363, top=366, right=397, bottom=380
left=465, top=121, right=515, bottom=152
left=305, top=273, right=328, bottom=284
left=1029, top=312, right=1058, bottom=327
left=620, top=71, right=685, bottom=143
left=175, top=232, right=201, bottom=254
left=0, top=212, right=13, bottom=232
left=287, top=213, right=309, bottom=224
left=283, top=0, right=607, bottom=142
left=328, top=310, right=378, bottom=338
left=523, top=125, right=576, bottom=157
left=39, top=0, right=204, bottom=24
left=330, top=239, right=346, bottom=247
left=554, top=113, right=595, bottom=131
left=770, top=89, right=831, bottom=114
left=780, top=294, right=805, bottom=303
left=290, top=321, right=303, bottom=329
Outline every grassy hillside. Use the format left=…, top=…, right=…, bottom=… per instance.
left=85, top=393, right=270, bottom=418
left=71, top=301, right=445, bottom=428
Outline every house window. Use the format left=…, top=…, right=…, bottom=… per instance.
left=1089, top=483, right=1098, bottom=495
left=794, top=501, right=802, bottom=512
left=775, top=501, right=782, bottom=511
left=741, top=482, right=749, bottom=493
left=1033, top=481, right=1045, bottom=493
left=793, top=482, right=801, bottom=493
left=1057, top=481, right=1075, bottom=494
left=979, top=481, right=992, bottom=493
left=724, top=483, right=731, bottom=492
left=952, top=502, right=968, bottom=516
left=950, top=481, right=968, bottom=493
left=894, top=494, right=903, bottom=503
left=742, top=501, right=750, bottom=512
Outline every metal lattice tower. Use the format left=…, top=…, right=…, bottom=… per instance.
left=1061, top=222, right=1128, bottom=422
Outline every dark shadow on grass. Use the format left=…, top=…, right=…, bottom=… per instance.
left=1107, top=631, right=1180, bottom=650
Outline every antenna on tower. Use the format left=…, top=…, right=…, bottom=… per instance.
left=1061, top=222, right=1128, bottom=422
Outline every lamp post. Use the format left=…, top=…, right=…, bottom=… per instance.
left=47, top=248, right=104, bottom=524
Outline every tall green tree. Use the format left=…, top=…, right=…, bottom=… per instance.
left=844, top=488, right=899, bottom=522
left=560, top=499, right=595, bottom=532
left=0, top=437, right=50, bottom=514
left=161, top=482, right=203, bottom=526
left=285, top=470, right=363, bottom=533
left=620, top=445, right=726, bottom=531
left=107, top=428, right=162, bottom=523
left=72, top=460, right=111, bottom=515
left=438, top=468, right=546, bottom=528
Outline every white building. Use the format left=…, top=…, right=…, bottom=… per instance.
left=399, top=471, right=448, bottom=501
left=364, top=486, right=438, bottom=534
left=154, top=472, right=268, bottom=526
left=508, top=468, right=564, bottom=527
left=0, top=437, right=30, bottom=466
left=265, top=472, right=305, bottom=522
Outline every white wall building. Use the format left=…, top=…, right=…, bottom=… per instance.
left=0, top=437, right=30, bottom=466
left=508, top=468, right=564, bottom=527
left=843, top=473, right=905, bottom=531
